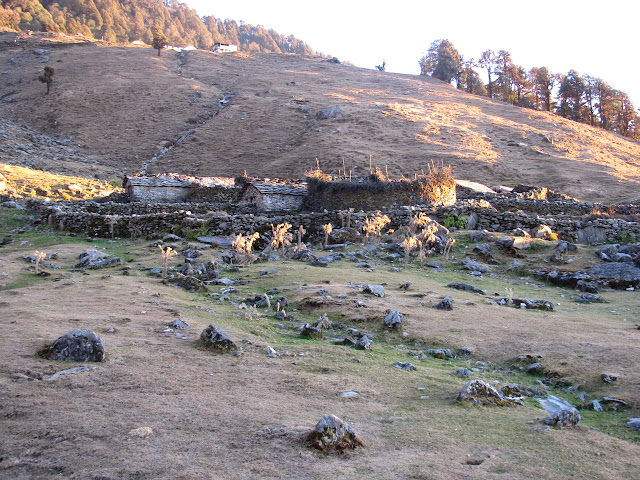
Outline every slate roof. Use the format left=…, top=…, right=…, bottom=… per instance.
left=124, top=174, right=192, bottom=188
left=249, top=179, right=308, bottom=196
left=124, top=175, right=235, bottom=188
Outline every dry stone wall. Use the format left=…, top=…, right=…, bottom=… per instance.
left=26, top=195, right=640, bottom=245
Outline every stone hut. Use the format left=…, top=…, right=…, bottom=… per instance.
left=240, top=179, right=308, bottom=212
left=123, top=175, right=237, bottom=203
left=123, top=174, right=192, bottom=202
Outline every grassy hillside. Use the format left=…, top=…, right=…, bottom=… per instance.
left=1, top=211, right=640, bottom=478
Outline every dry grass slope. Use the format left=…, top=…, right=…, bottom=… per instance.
left=1, top=31, right=640, bottom=202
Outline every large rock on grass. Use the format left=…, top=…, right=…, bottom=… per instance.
left=362, top=284, right=384, bottom=297
left=586, top=263, right=640, bottom=288
left=199, top=324, right=237, bottom=353
left=455, top=379, right=523, bottom=406
left=384, top=310, right=404, bottom=329
left=75, top=249, right=122, bottom=269
left=538, top=396, right=581, bottom=427
left=42, top=329, right=104, bottom=362
left=308, top=414, right=363, bottom=452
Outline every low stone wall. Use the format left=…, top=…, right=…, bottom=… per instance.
left=27, top=197, right=640, bottom=245
left=188, top=185, right=240, bottom=203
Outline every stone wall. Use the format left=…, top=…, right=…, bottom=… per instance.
left=129, top=185, right=191, bottom=203
left=27, top=196, right=640, bottom=245
left=262, top=193, right=305, bottom=212
left=188, top=185, right=241, bottom=203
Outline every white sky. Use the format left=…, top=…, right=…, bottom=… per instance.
left=184, top=0, right=640, bottom=108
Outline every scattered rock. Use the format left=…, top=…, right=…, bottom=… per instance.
left=43, top=366, right=97, bottom=381
left=199, top=324, right=237, bottom=353
left=538, top=396, right=581, bottom=427
left=601, top=373, right=617, bottom=384
left=472, top=243, right=492, bottom=258
left=267, top=346, right=278, bottom=357
left=587, top=263, right=640, bottom=289
left=315, top=107, right=342, bottom=120
left=74, top=249, right=122, bottom=269
left=556, top=241, right=577, bottom=253
left=128, top=427, right=153, bottom=438
left=300, top=323, right=323, bottom=339
left=447, top=282, right=485, bottom=294
left=456, top=368, right=472, bottom=378
left=340, top=391, right=359, bottom=398
left=42, top=329, right=104, bottom=362
left=384, top=310, right=404, bottom=329
left=533, top=224, right=554, bottom=239
left=512, top=228, right=530, bottom=237
left=462, top=259, right=488, bottom=273
left=428, top=348, right=453, bottom=359
left=495, top=237, right=515, bottom=249
left=314, top=315, right=332, bottom=329
left=512, top=237, right=532, bottom=250
left=526, top=362, right=544, bottom=374
left=512, top=297, right=554, bottom=311
left=399, top=281, right=412, bottom=291
left=627, top=418, right=640, bottom=432
left=542, top=409, right=582, bottom=427
left=393, top=361, right=416, bottom=371
left=362, top=284, right=385, bottom=297
left=169, top=318, right=189, bottom=330
left=575, top=293, right=605, bottom=303
left=600, top=397, right=629, bottom=411
left=355, top=335, right=373, bottom=350
left=455, top=379, right=523, bottom=406
left=434, top=295, right=454, bottom=310
left=308, top=414, right=363, bottom=452
left=168, top=275, right=209, bottom=292
left=468, top=230, right=488, bottom=243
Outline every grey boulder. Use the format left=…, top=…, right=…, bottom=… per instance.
left=200, top=324, right=237, bottom=353
left=42, top=329, right=104, bottom=362
left=308, top=414, right=363, bottom=451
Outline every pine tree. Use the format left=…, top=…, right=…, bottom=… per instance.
left=478, top=50, right=497, bottom=98
left=529, top=67, right=555, bottom=111
left=152, top=27, right=168, bottom=56
left=557, top=70, right=585, bottom=121
left=419, top=39, right=461, bottom=85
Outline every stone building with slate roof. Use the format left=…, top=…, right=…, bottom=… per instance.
left=123, top=174, right=235, bottom=203
left=123, top=174, right=193, bottom=202
left=240, top=179, right=308, bottom=212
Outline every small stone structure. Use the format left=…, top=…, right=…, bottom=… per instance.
left=123, top=174, right=236, bottom=203
left=240, top=179, right=308, bottom=212
left=124, top=174, right=193, bottom=202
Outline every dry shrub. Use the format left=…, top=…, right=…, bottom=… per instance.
left=410, top=212, right=432, bottom=234
left=232, top=232, right=260, bottom=265
left=322, top=223, right=333, bottom=247
left=270, top=223, right=293, bottom=255
left=402, top=236, right=419, bottom=265
left=362, top=211, right=391, bottom=242
left=34, top=251, right=46, bottom=275
left=418, top=162, right=456, bottom=205
left=305, top=169, right=333, bottom=182
left=158, top=245, right=178, bottom=278
left=294, top=225, right=307, bottom=253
